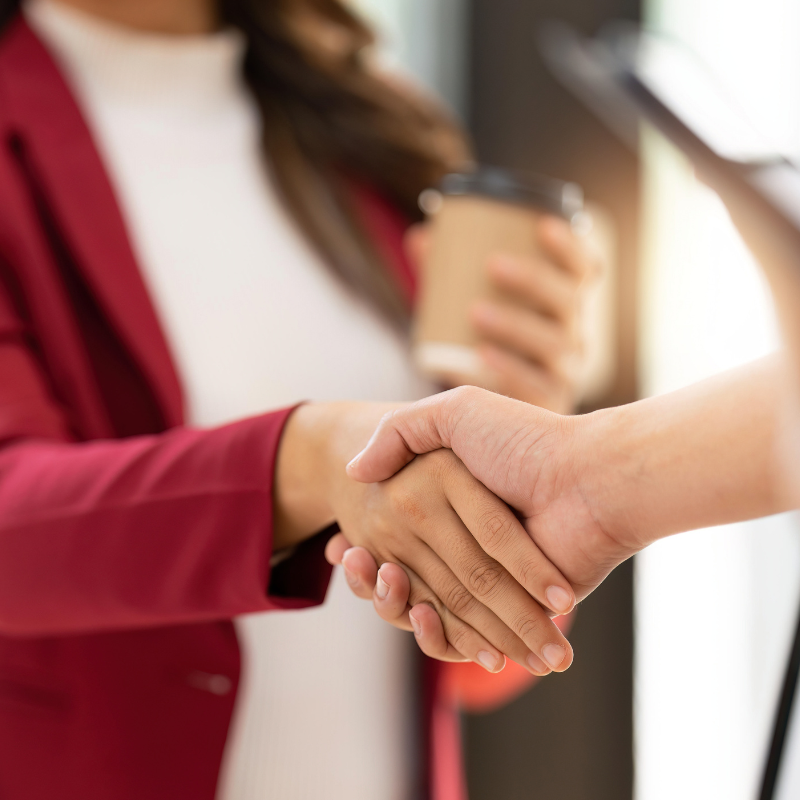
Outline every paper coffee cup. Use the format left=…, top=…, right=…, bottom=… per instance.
left=413, top=167, right=584, bottom=381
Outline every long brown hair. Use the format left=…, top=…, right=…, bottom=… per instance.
left=0, top=0, right=470, bottom=325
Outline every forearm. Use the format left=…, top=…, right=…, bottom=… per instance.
left=586, top=355, right=791, bottom=547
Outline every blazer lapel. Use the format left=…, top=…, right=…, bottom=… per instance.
left=0, top=17, right=184, bottom=428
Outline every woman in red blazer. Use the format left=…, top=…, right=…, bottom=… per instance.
left=0, top=1, right=589, bottom=798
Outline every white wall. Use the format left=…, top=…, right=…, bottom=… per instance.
left=637, top=1, right=800, bottom=798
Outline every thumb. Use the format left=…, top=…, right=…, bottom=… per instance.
left=346, top=392, right=459, bottom=482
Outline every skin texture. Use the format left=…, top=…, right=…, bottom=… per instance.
left=335, top=356, right=792, bottom=660
left=276, top=402, right=574, bottom=674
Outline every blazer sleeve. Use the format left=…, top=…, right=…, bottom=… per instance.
left=0, top=287, right=332, bottom=637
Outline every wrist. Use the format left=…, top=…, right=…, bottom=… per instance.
left=273, top=401, right=399, bottom=551
left=273, top=403, right=337, bottom=551
left=575, top=403, right=657, bottom=552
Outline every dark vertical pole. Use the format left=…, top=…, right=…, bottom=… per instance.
left=463, top=1, right=641, bottom=797
left=759, top=604, right=800, bottom=800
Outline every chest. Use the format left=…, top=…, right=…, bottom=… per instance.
left=79, top=95, right=430, bottom=424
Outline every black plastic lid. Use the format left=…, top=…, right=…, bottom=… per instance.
left=439, top=166, right=583, bottom=218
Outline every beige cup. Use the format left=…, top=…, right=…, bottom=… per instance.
left=413, top=168, right=584, bottom=381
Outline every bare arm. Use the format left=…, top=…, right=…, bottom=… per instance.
left=342, top=355, right=791, bottom=627
left=585, top=354, right=786, bottom=546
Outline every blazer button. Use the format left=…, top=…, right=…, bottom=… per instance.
left=186, top=671, right=233, bottom=696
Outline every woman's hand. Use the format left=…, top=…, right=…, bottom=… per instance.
left=407, top=215, right=597, bottom=413
left=275, top=403, right=576, bottom=675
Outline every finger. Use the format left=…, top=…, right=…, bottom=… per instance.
left=408, top=508, right=574, bottom=672
left=479, top=344, right=574, bottom=414
left=409, top=598, right=552, bottom=676
left=373, top=562, right=414, bottom=631
left=488, top=252, right=579, bottom=322
left=404, top=566, right=505, bottom=670
left=346, top=393, right=458, bottom=482
left=537, top=215, right=595, bottom=279
left=442, top=462, right=575, bottom=616
left=325, top=532, right=353, bottom=565
left=403, top=538, right=565, bottom=674
left=471, top=300, right=576, bottom=375
left=408, top=602, right=470, bottom=664
left=340, top=546, right=378, bottom=601
left=407, top=604, right=551, bottom=674
left=346, top=386, right=508, bottom=485
left=404, top=224, right=431, bottom=269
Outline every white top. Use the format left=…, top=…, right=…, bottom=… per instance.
left=25, top=3, right=432, bottom=798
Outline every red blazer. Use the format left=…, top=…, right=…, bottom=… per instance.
left=0, top=16, right=538, bottom=800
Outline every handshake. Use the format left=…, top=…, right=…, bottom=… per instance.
left=317, top=356, right=786, bottom=676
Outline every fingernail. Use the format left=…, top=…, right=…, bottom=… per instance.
left=343, top=566, right=359, bottom=590
left=409, top=613, right=422, bottom=637
left=476, top=650, right=500, bottom=672
left=546, top=586, right=573, bottom=614
left=376, top=571, right=390, bottom=600
left=542, top=644, right=566, bottom=670
left=526, top=653, right=550, bottom=675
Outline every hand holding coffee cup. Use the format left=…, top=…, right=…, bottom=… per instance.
left=412, top=167, right=594, bottom=413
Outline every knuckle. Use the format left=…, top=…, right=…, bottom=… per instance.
left=515, top=613, right=545, bottom=643
left=385, top=482, right=428, bottom=525
left=477, top=509, right=516, bottom=551
left=449, top=384, right=481, bottom=410
left=496, top=628, right=522, bottom=657
left=407, top=583, right=434, bottom=608
left=372, top=409, right=402, bottom=442
left=445, top=621, right=473, bottom=654
left=421, top=448, right=456, bottom=476
left=452, top=384, right=477, bottom=402
left=466, top=561, right=505, bottom=601
left=378, top=408, right=402, bottom=429
left=516, top=557, right=545, bottom=592
left=441, top=581, right=478, bottom=619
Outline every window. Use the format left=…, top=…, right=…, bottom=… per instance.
left=637, top=1, right=800, bottom=798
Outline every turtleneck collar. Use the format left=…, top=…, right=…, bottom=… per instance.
left=23, top=0, right=247, bottom=115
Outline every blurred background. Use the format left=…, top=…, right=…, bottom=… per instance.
left=349, top=0, right=800, bottom=798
